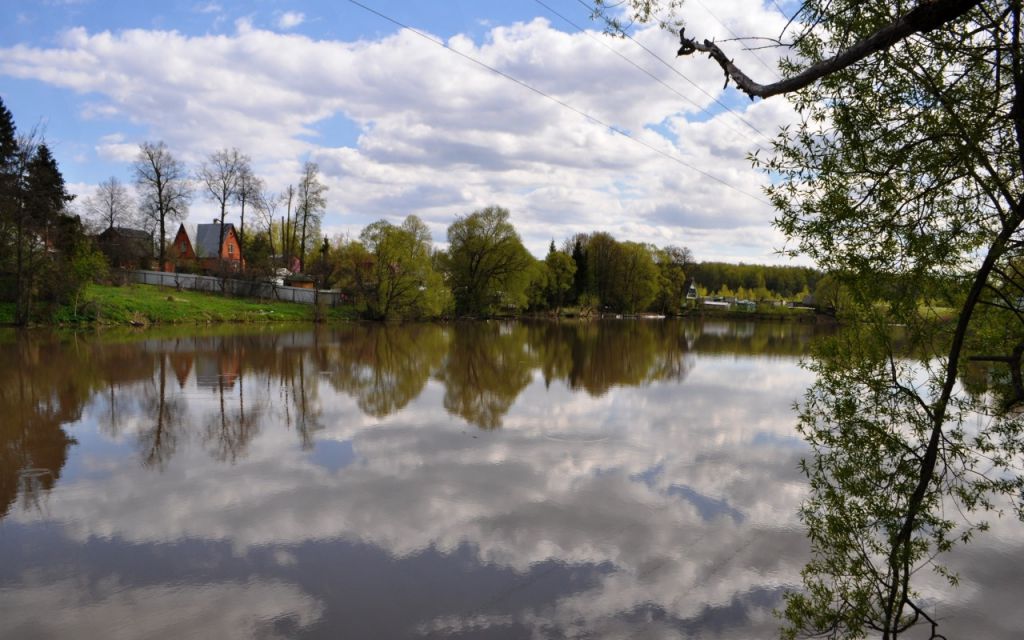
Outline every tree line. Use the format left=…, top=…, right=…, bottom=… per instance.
left=324, top=205, right=821, bottom=320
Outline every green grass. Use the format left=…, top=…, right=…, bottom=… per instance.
left=37, top=283, right=357, bottom=326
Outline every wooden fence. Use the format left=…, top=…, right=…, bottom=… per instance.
left=128, top=270, right=342, bottom=306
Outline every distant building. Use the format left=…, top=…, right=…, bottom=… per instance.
left=683, top=279, right=698, bottom=300
left=96, top=227, right=153, bottom=269
left=169, top=221, right=243, bottom=273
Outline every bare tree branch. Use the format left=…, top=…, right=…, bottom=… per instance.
left=677, top=0, right=984, bottom=98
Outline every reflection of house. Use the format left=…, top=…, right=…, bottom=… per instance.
left=194, top=352, right=241, bottom=390
left=169, top=352, right=195, bottom=390
left=169, top=221, right=243, bottom=272
left=97, top=227, right=153, bottom=268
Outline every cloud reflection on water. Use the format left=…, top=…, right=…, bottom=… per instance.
left=1, top=320, right=1018, bottom=639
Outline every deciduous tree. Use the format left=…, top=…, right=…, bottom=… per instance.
left=235, top=160, right=260, bottom=258
left=84, top=176, right=135, bottom=231
left=358, top=215, right=448, bottom=319
left=445, top=206, right=534, bottom=316
left=134, top=141, right=190, bottom=270
left=545, top=246, right=576, bottom=314
left=608, top=1, right=1024, bottom=638
left=197, top=147, right=246, bottom=270
left=295, top=162, right=327, bottom=272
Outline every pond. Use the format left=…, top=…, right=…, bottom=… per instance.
left=1, top=320, right=1021, bottom=639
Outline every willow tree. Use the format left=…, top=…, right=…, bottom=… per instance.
left=604, top=1, right=1024, bottom=638
left=445, top=206, right=534, bottom=316
left=359, top=215, right=448, bottom=320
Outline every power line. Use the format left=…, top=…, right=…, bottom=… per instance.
left=345, top=0, right=771, bottom=206
left=573, top=0, right=773, bottom=143
left=534, top=0, right=770, bottom=151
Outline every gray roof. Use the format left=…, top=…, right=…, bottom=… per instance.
left=99, top=226, right=150, bottom=240
left=194, top=223, right=236, bottom=258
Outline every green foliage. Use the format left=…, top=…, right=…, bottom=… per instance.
left=608, top=1, right=1024, bottom=637
left=358, top=215, right=448, bottom=320
left=545, top=248, right=577, bottom=312
left=653, top=245, right=688, bottom=314
left=67, top=242, right=108, bottom=315
left=743, top=1, right=1024, bottom=637
left=610, top=241, right=660, bottom=313
left=329, top=238, right=374, bottom=311
left=813, top=273, right=853, bottom=316
left=687, top=261, right=819, bottom=299
left=445, top=206, right=534, bottom=316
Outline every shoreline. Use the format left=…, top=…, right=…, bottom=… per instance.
left=1, top=283, right=835, bottom=328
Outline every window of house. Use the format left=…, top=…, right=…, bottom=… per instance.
left=180, top=242, right=186, bottom=253
left=228, top=244, right=234, bottom=256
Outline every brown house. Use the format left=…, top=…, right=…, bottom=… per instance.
left=97, top=227, right=153, bottom=269
left=169, top=222, right=243, bottom=272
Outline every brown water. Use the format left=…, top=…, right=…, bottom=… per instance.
left=0, top=320, right=1020, bottom=639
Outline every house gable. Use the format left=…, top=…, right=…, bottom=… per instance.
left=183, top=222, right=243, bottom=272
left=171, top=224, right=196, bottom=260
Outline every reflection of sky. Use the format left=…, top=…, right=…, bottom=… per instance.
left=306, top=439, right=357, bottom=473
left=1, top=326, right=1022, bottom=639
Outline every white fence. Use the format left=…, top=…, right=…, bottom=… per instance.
left=128, top=270, right=342, bottom=306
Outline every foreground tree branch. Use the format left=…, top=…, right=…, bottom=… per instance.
left=676, top=0, right=984, bottom=98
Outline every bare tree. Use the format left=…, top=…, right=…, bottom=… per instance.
left=282, top=183, right=295, bottom=266
left=84, top=176, right=135, bottom=231
left=134, top=141, right=190, bottom=271
left=296, top=161, right=328, bottom=272
left=235, top=160, right=261, bottom=259
left=255, top=185, right=279, bottom=261
left=197, top=147, right=246, bottom=269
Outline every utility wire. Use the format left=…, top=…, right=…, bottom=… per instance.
left=345, top=0, right=771, bottom=206
left=534, top=0, right=769, bottom=151
left=573, top=0, right=772, bottom=143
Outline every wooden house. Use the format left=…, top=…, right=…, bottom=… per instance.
left=97, top=227, right=153, bottom=269
left=170, top=222, right=243, bottom=272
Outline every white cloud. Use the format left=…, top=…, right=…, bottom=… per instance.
left=95, top=133, right=137, bottom=162
left=0, top=4, right=803, bottom=263
left=0, top=580, right=323, bottom=639
left=276, top=11, right=305, bottom=30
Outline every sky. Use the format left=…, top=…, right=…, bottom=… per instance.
left=0, top=0, right=804, bottom=262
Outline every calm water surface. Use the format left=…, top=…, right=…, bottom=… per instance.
left=1, top=320, right=1021, bottom=639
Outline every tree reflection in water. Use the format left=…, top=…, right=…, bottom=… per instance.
left=325, top=323, right=448, bottom=418
left=0, top=319, right=830, bottom=489
left=138, top=354, right=184, bottom=470
left=436, top=321, right=536, bottom=429
left=0, top=334, right=82, bottom=518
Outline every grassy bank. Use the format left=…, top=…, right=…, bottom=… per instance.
left=2, top=283, right=357, bottom=326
